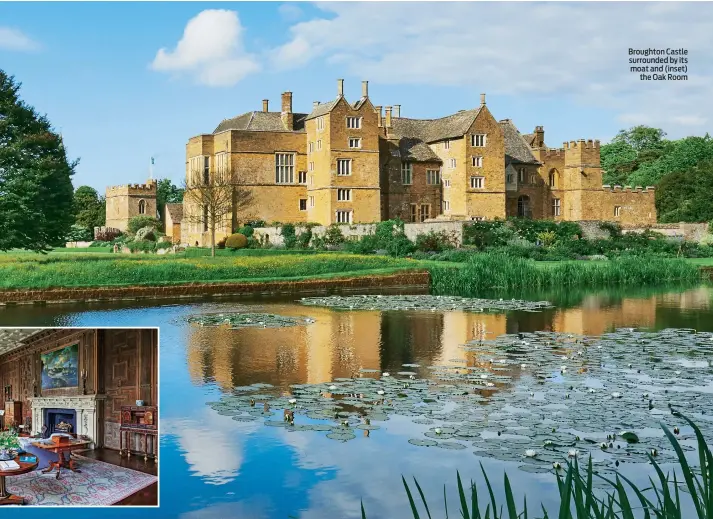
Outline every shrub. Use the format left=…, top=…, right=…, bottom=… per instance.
left=281, top=224, right=297, bottom=249
left=536, top=230, right=557, bottom=247
left=599, top=221, right=623, bottom=239
left=244, top=220, right=266, bottom=228
left=414, top=230, right=457, bottom=252
left=89, top=241, right=111, bottom=248
left=237, top=226, right=254, bottom=238
left=225, top=233, right=248, bottom=250
left=323, top=224, right=345, bottom=248
left=127, top=216, right=161, bottom=234
left=463, top=220, right=515, bottom=249
left=95, top=228, right=122, bottom=242
left=135, top=226, right=156, bottom=242
left=297, top=228, right=312, bottom=249
left=127, top=241, right=156, bottom=253
left=65, top=224, right=93, bottom=242
left=216, top=236, right=227, bottom=249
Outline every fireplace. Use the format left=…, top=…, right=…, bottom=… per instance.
left=29, top=395, right=105, bottom=449
left=43, top=408, right=76, bottom=438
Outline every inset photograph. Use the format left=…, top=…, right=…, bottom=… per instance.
left=0, top=328, right=158, bottom=507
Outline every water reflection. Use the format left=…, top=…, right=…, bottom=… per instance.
left=185, top=286, right=713, bottom=391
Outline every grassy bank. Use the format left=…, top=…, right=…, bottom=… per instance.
left=0, top=253, right=418, bottom=289
left=430, top=253, right=703, bottom=295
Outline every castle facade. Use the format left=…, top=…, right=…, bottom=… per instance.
left=105, top=179, right=157, bottom=232
left=183, top=80, right=656, bottom=246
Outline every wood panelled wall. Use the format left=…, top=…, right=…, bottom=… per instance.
left=0, top=328, right=157, bottom=451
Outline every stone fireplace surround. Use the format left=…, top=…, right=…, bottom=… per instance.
left=28, top=395, right=105, bottom=448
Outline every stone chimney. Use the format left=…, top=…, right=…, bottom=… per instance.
left=337, top=78, right=344, bottom=97
left=281, top=92, right=293, bottom=130
left=480, top=93, right=486, bottom=106
left=385, top=106, right=392, bottom=128
left=534, top=126, right=545, bottom=148
left=375, top=106, right=383, bottom=127
left=393, top=105, right=401, bottom=118
left=362, top=80, right=369, bottom=98
left=262, top=99, right=269, bottom=112
left=313, top=101, right=320, bottom=110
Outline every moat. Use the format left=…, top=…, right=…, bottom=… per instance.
left=2, top=283, right=712, bottom=518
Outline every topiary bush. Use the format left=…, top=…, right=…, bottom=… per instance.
left=225, top=233, right=248, bottom=250
left=135, top=226, right=157, bottom=242
left=128, top=216, right=161, bottom=234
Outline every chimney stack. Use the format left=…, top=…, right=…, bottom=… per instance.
left=362, top=80, right=369, bottom=98
left=393, top=105, right=401, bottom=118
left=262, top=99, right=269, bottom=112
left=480, top=93, right=486, bottom=106
left=281, top=92, right=294, bottom=130
left=385, top=106, right=393, bottom=128
left=375, top=106, right=383, bottom=127
left=534, top=126, right=545, bottom=148
left=337, top=78, right=344, bottom=97
left=313, top=101, right=320, bottom=110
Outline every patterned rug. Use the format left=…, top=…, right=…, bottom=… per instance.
left=5, top=454, right=157, bottom=506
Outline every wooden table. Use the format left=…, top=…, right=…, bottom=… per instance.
left=0, top=453, right=39, bottom=505
left=31, top=439, right=91, bottom=480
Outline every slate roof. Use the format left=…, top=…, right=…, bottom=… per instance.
left=499, top=120, right=540, bottom=166
left=213, top=111, right=308, bottom=134
left=305, top=99, right=339, bottom=120
left=390, top=108, right=482, bottom=144
left=522, top=133, right=536, bottom=146
left=395, top=137, right=442, bottom=162
left=165, top=203, right=183, bottom=224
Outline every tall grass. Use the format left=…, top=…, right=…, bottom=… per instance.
left=360, top=412, right=712, bottom=519
left=430, top=253, right=702, bottom=296
left=0, top=253, right=418, bottom=289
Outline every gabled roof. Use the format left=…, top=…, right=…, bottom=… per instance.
left=499, top=119, right=540, bottom=166
left=165, top=203, right=183, bottom=224
left=213, top=111, right=307, bottom=134
left=305, top=99, right=339, bottom=120
left=392, top=137, right=442, bottom=163
left=522, top=133, right=536, bottom=146
left=390, top=108, right=482, bottom=144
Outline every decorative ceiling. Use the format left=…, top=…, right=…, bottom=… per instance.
left=0, top=328, right=44, bottom=357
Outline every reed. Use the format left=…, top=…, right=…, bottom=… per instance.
left=359, top=412, right=711, bottom=519
left=429, top=253, right=702, bottom=296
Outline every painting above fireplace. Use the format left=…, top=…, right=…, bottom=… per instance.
left=41, top=343, right=79, bottom=390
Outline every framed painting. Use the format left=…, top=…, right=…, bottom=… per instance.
left=40, top=343, right=79, bottom=390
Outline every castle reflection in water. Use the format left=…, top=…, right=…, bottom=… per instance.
left=185, top=287, right=712, bottom=391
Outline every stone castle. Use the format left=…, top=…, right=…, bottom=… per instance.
left=182, top=79, right=656, bottom=246
left=105, top=179, right=157, bottom=232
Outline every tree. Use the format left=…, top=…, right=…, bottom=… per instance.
left=0, top=70, right=76, bottom=251
left=182, top=164, right=253, bottom=257
left=73, top=185, right=105, bottom=232
left=656, top=160, right=713, bottom=223
left=601, top=126, right=668, bottom=186
left=156, top=178, right=184, bottom=224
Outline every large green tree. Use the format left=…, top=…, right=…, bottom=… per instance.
left=601, top=126, right=669, bottom=186
left=0, top=70, right=76, bottom=251
left=656, top=160, right=713, bottom=223
left=73, top=185, right=105, bottom=232
left=156, top=178, right=184, bottom=223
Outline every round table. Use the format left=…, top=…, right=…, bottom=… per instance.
left=0, top=453, right=39, bottom=505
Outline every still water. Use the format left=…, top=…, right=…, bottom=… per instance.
left=2, top=284, right=712, bottom=519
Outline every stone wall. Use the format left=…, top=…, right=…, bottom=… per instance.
left=0, top=271, right=430, bottom=304
left=623, top=222, right=710, bottom=242
left=253, top=221, right=466, bottom=247
left=65, top=241, right=93, bottom=248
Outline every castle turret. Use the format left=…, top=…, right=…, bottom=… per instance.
left=105, top=179, right=158, bottom=232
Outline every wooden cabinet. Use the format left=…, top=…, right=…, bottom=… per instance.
left=119, top=405, right=157, bottom=461
left=4, top=400, right=22, bottom=429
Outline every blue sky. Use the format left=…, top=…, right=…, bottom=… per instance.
left=1, top=2, right=711, bottom=193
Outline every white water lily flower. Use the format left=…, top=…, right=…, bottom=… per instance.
left=289, top=398, right=297, bottom=405
left=674, top=370, right=681, bottom=375
left=600, top=443, right=608, bottom=449
left=480, top=374, right=489, bottom=379
left=521, top=364, right=527, bottom=369
left=435, top=428, right=442, bottom=435
left=553, top=462, right=562, bottom=469
left=544, top=440, right=553, bottom=446
left=377, top=390, right=385, bottom=395
left=561, top=366, right=567, bottom=371
left=409, top=375, right=416, bottom=380
left=525, top=449, right=537, bottom=458
left=568, top=449, right=579, bottom=458
left=588, top=388, right=596, bottom=393
left=486, top=382, right=495, bottom=387
left=329, top=385, right=337, bottom=391
left=612, top=392, right=622, bottom=398
left=382, top=372, right=390, bottom=377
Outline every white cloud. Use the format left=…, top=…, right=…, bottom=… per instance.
left=271, top=2, right=713, bottom=137
left=151, top=10, right=260, bottom=87
left=0, top=26, right=40, bottom=52
left=278, top=3, right=304, bottom=21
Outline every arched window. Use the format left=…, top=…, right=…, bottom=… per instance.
left=138, top=199, right=146, bottom=215
left=517, top=195, right=531, bottom=218
left=548, top=169, right=559, bottom=188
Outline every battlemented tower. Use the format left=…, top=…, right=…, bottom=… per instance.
left=105, top=179, right=157, bottom=232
